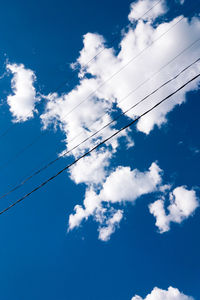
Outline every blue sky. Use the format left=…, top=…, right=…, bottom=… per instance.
left=0, top=0, right=199, bottom=299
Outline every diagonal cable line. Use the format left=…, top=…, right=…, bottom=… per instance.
left=58, top=15, right=186, bottom=122
left=55, top=0, right=200, bottom=123
left=0, top=0, right=163, bottom=139
left=0, top=51, right=199, bottom=201
left=0, top=1, right=199, bottom=199
left=0, top=37, right=199, bottom=173
left=0, top=71, right=199, bottom=215
left=0, top=132, right=46, bottom=170
left=67, top=37, right=200, bottom=146
left=54, top=0, right=163, bottom=92
left=1, top=0, right=196, bottom=141
left=0, top=10, right=198, bottom=172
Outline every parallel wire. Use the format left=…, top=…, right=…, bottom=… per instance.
left=0, top=1, right=199, bottom=210
left=54, top=0, right=163, bottom=92
left=0, top=48, right=199, bottom=201
left=0, top=71, right=199, bottom=215
left=0, top=132, right=46, bottom=170
left=57, top=0, right=200, bottom=123
left=67, top=38, right=200, bottom=146
left=59, top=15, right=185, bottom=123
left=0, top=8, right=195, bottom=171
left=0, top=0, right=163, bottom=139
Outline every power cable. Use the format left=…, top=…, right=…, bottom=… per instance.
left=0, top=71, right=199, bottom=215
left=0, top=50, right=199, bottom=201
left=58, top=15, right=186, bottom=122
left=0, top=0, right=163, bottom=139
left=0, top=9, right=197, bottom=171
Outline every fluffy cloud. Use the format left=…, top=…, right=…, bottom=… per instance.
left=98, top=162, right=162, bottom=203
left=69, top=150, right=112, bottom=185
left=149, top=186, right=199, bottom=233
left=40, top=0, right=200, bottom=240
left=75, top=16, right=200, bottom=135
left=68, top=188, right=101, bottom=230
left=7, top=63, right=39, bottom=122
left=41, top=76, right=126, bottom=158
left=69, top=162, right=163, bottom=240
left=128, top=0, right=167, bottom=23
left=131, top=286, right=194, bottom=300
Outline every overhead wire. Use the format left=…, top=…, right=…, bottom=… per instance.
left=0, top=70, right=199, bottom=215
left=0, top=0, right=199, bottom=207
left=54, top=0, right=163, bottom=92
left=0, top=0, right=163, bottom=139
left=1, top=0, right=193, bottom=143
left=0, top=44, right=199, bottom=201
left=55, top=0, right=200, bottom=123
left=0, top=37, right=199, bottom=174
left=57, top=15, right=186, bottom=122
left=66, top=37, right=200, bottom=146
left=0, top=4, right=195, bottom=171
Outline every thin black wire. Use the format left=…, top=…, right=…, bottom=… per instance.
left=0, top=71, right=199, bottom=215
left=0, top=1, right=199, bottom=199
left=0, top=52, right=199, bottom=201
left=58, top=15, right=185, bottom=123
left=0, top=0, right=163, bottom=139
left=1, top=37, right=199, bottom=173
left=53, top=0, right=200, bottom=123
left=0, top=132, right=46, bottom=170
left=68, top=38, right=200, bottom=146
left=0, top=10, right=193, bottom=170
left=54, top=0, right=163, bottom=92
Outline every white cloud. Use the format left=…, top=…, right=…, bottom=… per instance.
left=99, top=162, right=162, bottom=203
left=131, top=286, right=194, bottom=300
left=7, top=63, right=39, bottom=122
left=128, top=0, right=167, bottom=23
left=68, top=188, right=101, bottom=230
left=68, top=162, right=163, bottom=240
left=69, top=150, right=112, bottom=185
left=149, top=186, right=199, bottom=233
